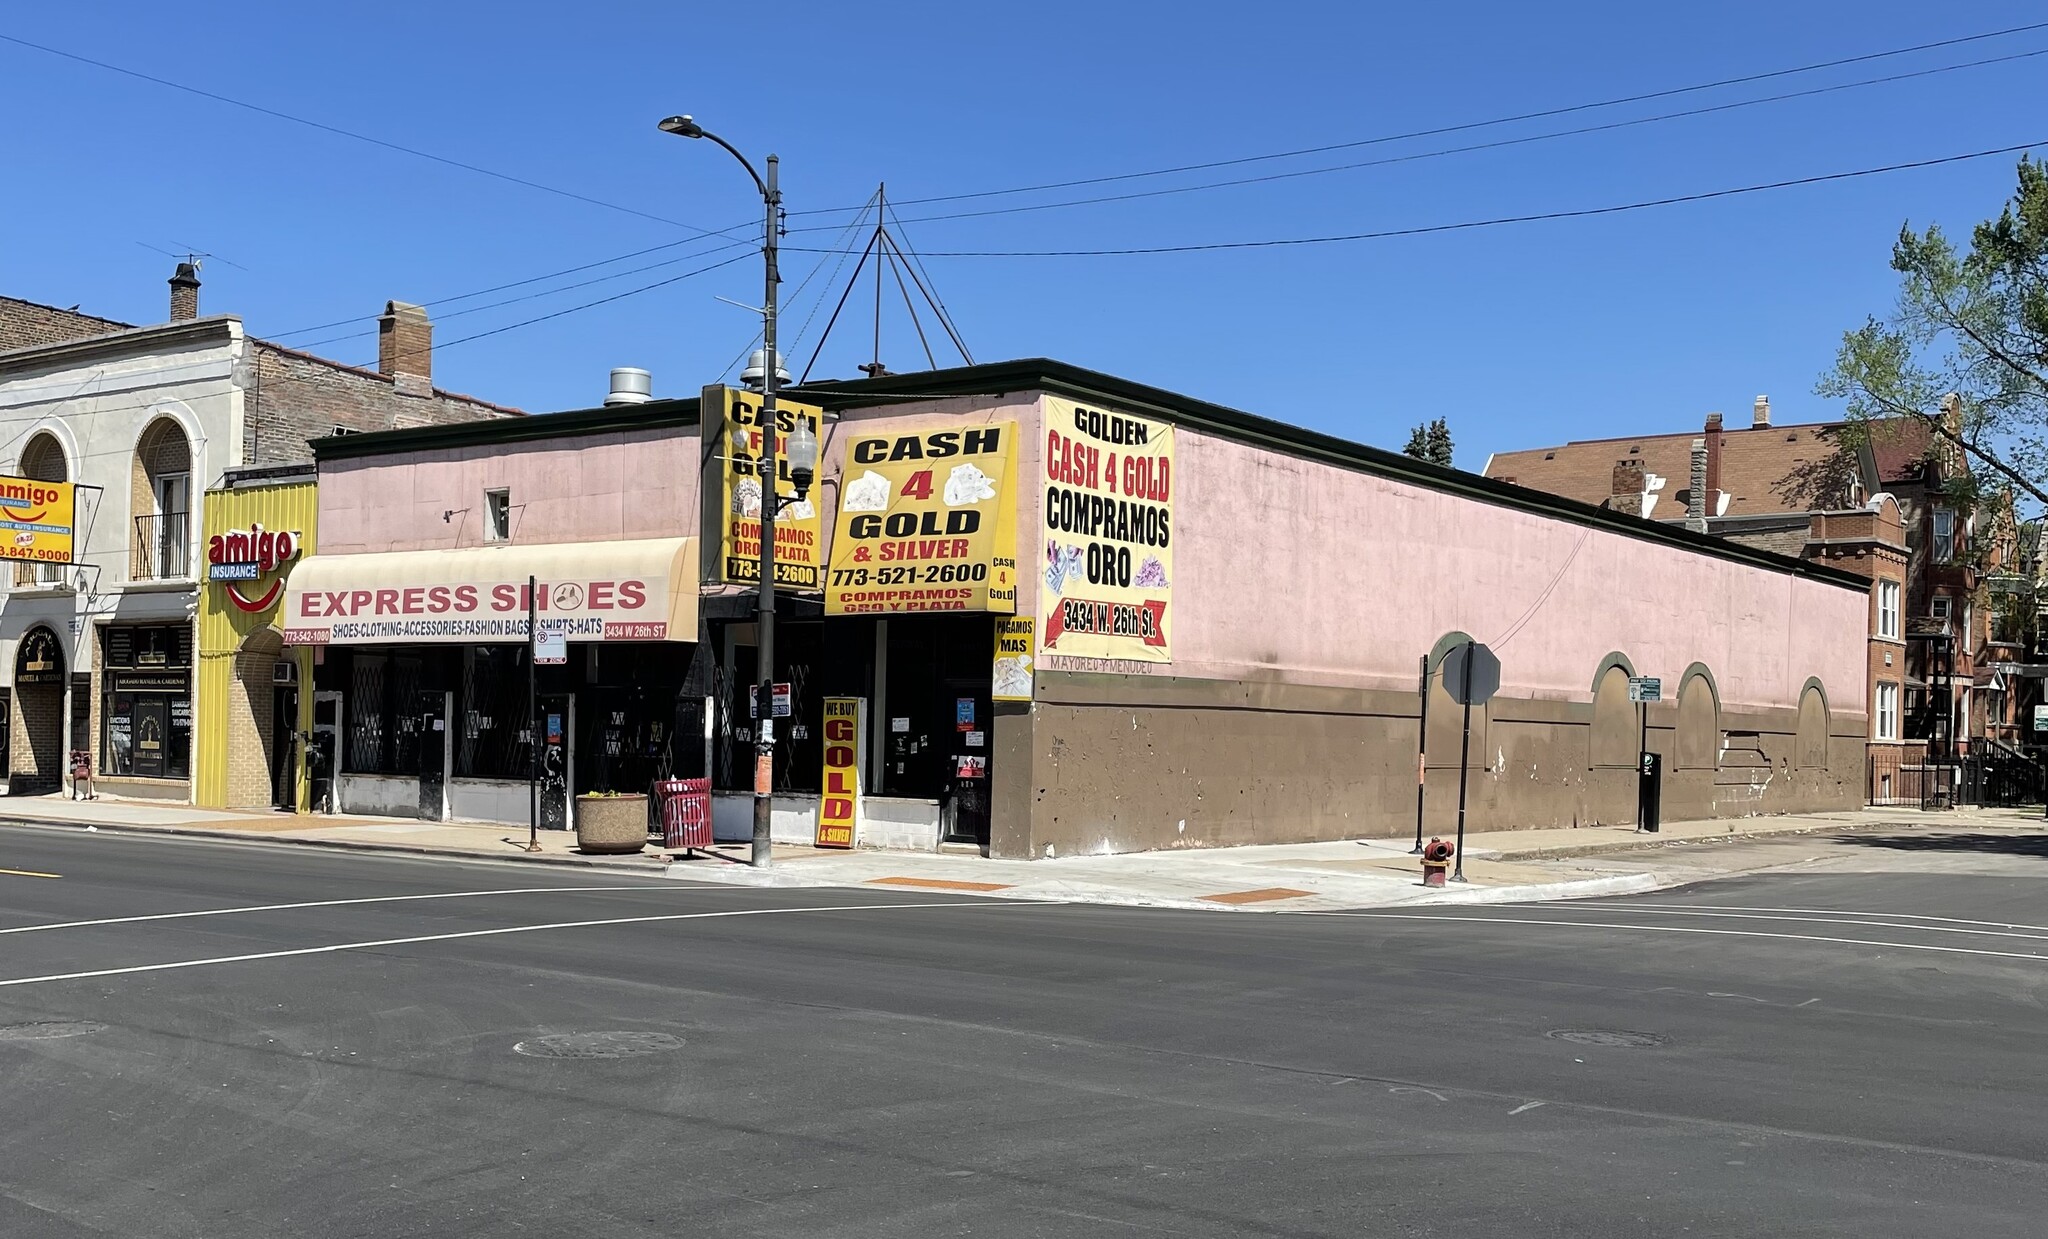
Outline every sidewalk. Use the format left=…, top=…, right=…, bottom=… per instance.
left=2, top=794, right=2037, bottom=911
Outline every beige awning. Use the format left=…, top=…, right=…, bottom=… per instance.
left=282, top=538, right=696, bottom=646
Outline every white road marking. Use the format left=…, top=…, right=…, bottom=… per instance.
left=1509, top=1101, right=1546, bottom=1115
left=0, top=900, right=1059, bottom=989
left=0, top=885, right=673, bottom=936
left=1514, top=905, right=2048, bottom=943
left=1315, top=912, right=2048, bottom=961
left=1614, top=902, right=2048, bottom=935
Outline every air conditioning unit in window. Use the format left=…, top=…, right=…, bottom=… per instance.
left=272, top=661, right=296, bottom=686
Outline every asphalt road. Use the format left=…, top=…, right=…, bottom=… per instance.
left=2, top=823, right=2046, bottom=1238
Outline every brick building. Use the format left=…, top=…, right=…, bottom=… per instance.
left=1485, top=395, right=1994, bottom=800
left=0, top=266, right=521, bottom=801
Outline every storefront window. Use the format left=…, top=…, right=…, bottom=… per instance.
left=342, top=652, right=428, bottom=775
left=100, top=624, right=193, bottom=780
left=458, top=646, right=531, bottom=780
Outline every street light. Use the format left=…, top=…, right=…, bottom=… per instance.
left=659, top=113, right=804, bottom=869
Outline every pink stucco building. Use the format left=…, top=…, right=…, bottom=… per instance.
left=298, top=360, right=1867, bottom=856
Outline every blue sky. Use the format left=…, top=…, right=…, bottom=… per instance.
left=3, top=2, right=2043, bottom=468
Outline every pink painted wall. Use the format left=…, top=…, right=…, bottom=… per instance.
left=317, top=429, right=698, bottom=554
left=1168, top=424, right=1867, bottom=714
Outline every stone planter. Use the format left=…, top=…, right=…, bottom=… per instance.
left=575, top=794, right=650, bottom=855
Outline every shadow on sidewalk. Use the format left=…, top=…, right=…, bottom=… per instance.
left=1836, top=831, right=2048, bottom=858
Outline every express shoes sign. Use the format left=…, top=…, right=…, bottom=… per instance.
left=208, top=523, right=302, bottom=613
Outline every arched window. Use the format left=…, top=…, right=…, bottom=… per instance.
left=1796, top=683, right=1829, bottom=769
left=133, top=418, right=192, bottom=579
left=1590, top=664, right=1636, bottom=767
left=15, top=433, right=67, bottom=585
left=1676, top=670, right=1720, bottom=769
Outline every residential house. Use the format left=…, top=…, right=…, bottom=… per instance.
left=0, top=266, right=521, bottom=801
left=1484, top=395, right=1999, bottom=799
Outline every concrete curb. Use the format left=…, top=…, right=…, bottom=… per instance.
left=1483, top=817, right=1938, bottom=862
left=0, top=816, right=673, bottom=877
left=661, top=851, right=1669, bottom=911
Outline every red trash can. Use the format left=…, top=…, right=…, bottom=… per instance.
left=656, top=778, right=712, bottom=852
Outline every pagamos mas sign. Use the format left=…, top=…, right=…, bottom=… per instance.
left=208, top=523, right=302, bottom=613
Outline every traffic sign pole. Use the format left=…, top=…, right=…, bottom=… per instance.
left=1452, top=640, right=1474, bottom=882
left=1412, top=654, right=1429, bottom=855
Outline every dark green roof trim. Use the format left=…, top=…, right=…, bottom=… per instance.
left=310, top=396, right=702, bottom=459
left=309, top=356, right=1866, bottom=592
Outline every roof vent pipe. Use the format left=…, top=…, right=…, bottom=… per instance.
left=605, top=367, right=653, bottom=407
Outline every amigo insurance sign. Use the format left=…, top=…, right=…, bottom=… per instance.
left=0, top=475, right=77, bottom=565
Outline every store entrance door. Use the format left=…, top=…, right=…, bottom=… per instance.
left=310, top=691, right=341, bottom=813
left=538, top=694, right=572, bottom=830
left=415, top=690, right=450, bottom=820
left=941, top=678, right=992, bottom=847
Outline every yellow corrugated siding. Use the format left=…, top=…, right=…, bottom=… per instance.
left=195, top=480, right=318, bottom=810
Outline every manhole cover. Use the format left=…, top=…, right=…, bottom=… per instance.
left=513, top=1031, right=686, bottom=1060
left=0, top=1021, right=106, bottom=1042
left=1547, top=1029, right=1667, bottom=1048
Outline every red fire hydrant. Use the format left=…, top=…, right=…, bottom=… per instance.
left=1420, top=837, right=1455, bottom=887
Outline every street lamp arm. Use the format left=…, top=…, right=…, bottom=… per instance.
left=695, top=128, right=771, bottom=203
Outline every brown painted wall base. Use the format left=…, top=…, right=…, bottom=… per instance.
left=1000, top=672, right=1865, bottom=859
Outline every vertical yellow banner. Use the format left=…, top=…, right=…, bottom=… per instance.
left=1039, top=398, right=1174, bottom=665
left=815, top=696, right=863, bottom=848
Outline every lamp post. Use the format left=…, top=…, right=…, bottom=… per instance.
left=659, top=115, right=817, bottom=868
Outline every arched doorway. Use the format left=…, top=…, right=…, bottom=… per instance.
left=11, top=626, right=66, bottom=794
left=232, top=626, right=298, bottom=809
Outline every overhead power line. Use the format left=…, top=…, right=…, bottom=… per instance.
left=792, top=19, right=2048, bottom=217
left=263, top=220, right=756, bottom=341
left=0, top=31, right=746, bottom=240
left=815, top=46, right=2048, bottom=232
left=13, top=251, right=756, bottom=433
left=782, top=139, right=2045, bottom=258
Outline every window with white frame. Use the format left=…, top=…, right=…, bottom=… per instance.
left=1931, top=595, right=1952, bottom=625
left=1932, top=507, right=1956, bottom=561
left=1876, top=682, right=1900, bottom=741
left=484, top=488, right=511, bottom=542
left=1878, top=580, right=1901, bottom=639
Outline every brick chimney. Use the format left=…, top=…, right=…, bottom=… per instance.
left=1752, top=394, right=1770, bottom=428
left=1686, top=437, right=1709, bottom=533
left=1611, top=459, right=1646, bottom=518
left=168, top=262, right=200, bottom=322
left=378, top=300, right=433, bottom=397
left=1704, top=412, right=1724, bottom=516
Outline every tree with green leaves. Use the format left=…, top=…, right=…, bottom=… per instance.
left=1403, top=417, right=1454, bottom=467
left=1821, top=155, right=2048, bottom=512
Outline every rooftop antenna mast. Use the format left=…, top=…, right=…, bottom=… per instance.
left=799, top=183, right=974, bottom=384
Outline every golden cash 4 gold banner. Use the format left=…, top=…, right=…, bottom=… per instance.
left=700, top=385, right=825, bottom=591
left=824, top=422, right=1019, bottom=615
left=1038, top=398, right=1173, bottom=665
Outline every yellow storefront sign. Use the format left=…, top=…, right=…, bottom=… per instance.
left=825, top=422, right=1018, bottom=615
left=1039, top=398, right=1175, bottom=665
left=992, top=616, right=1035, bottom=701
left=0, top=475, right=77, bottom=565
left=700, top=385, right=825, bottom=591
left=815, top=696, right=863, bottom=848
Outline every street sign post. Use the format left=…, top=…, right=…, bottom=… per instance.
left=1443, top=643, right=1502, bottom=707
left=1628, top=677, right=1661, bottom=831
left=533, top=624, right=567, bottom=666
left=1439, top=641, right=1501, bottom=881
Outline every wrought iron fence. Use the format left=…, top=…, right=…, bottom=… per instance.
left=131, top=511, right=190, bottom=580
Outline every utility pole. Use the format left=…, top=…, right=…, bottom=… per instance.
left=752, top=153, right=782, bottom=869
